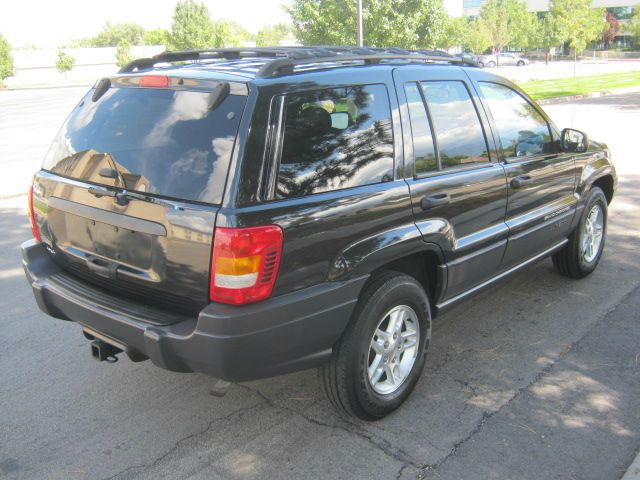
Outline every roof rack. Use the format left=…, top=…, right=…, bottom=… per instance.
left=119, top=46, right=479, bottom=78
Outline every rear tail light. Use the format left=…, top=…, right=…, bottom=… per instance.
left=210, top=226, right=283, bottom=305
left=28, top=184, right=42, bottom=242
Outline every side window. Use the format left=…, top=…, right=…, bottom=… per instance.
left=421, top=81, right=490, bottom=169
left=405, top=83, right=437, bottom=173
left=276, top=84, right=394, bottom=199
left=479, top=82, right=554, bottom=159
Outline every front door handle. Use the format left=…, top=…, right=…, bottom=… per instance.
left=511, top=175, right=533, bottom=189
left=420, top=193, right=450, bottom=210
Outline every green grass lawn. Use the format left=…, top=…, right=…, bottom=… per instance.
left=519, top=70, right=640, bottom=100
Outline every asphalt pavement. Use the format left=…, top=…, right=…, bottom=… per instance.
left=0, top=91, right=639, bottom=480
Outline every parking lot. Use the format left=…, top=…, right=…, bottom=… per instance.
left=1, top=89, right=639, bottom=479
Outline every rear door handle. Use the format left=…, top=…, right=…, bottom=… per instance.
left=511, top=175, right=533, bottom=189
left=420, top=193, right=450, bottom=210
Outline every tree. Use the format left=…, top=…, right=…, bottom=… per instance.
left=414, top=0, right=449, bottom=49
left=464, top=18, right=493, bottom=54
left=170, top=0, right=215, bottom=50
left=55, top=49, right=75, bottom=79
left=287, top=0, right=448, bottom=49
left=479, top=0, right=537, bottom=54
left=603, top=11, right=619, bottom=48
left=438, top=16, right=467, bottom=50
left=116, top=40, right=133, bottom=69
left=211, top=20, right=245, bottom=48
left=0, top=33, right=14, bottom=87
left=549, top=0, right=606, bottom=54
left=256, top=23, right=291, bottom=47
left=626, top=6, right=640, bottom=48
left=535, top=13, right=561, bottom=64
left=91, top=22, right=146, bottom=47
left=145, top=28, right=170, bottom=46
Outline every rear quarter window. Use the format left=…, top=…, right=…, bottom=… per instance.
left=275, top=84, right=394, bottom=199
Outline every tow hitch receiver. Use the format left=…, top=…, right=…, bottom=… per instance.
left=90, top=339, right=122, bottom=363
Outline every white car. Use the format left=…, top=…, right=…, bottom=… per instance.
left=479, top=53, right=530, bottom=67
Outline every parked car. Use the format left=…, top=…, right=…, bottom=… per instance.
left=455, top=52, right=480, bottom=65
left=479, top=52, right=530, bottom=67
left=23, top=47, right=615, bottom=420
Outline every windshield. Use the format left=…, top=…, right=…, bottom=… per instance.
left=43, top=86, right=246, bottom=204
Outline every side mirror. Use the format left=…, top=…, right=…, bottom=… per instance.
left=561, top=128, right=589, bottom=153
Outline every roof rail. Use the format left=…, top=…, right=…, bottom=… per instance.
left=119, top=46, right=479, bottom=77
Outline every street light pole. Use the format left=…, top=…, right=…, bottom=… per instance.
left=357, top=0, right=363, bottom=47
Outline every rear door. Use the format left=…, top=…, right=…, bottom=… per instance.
left=393, top=66, right=508, bottom=300
left=32, top=76, right=248, bottom=316
left=475, top=80, right=576, bottom=269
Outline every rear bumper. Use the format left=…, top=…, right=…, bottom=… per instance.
left=22, top=240, right=367, bottom=381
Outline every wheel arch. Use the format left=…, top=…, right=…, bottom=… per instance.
left=327, top=222, right=452, bottom=315
left=592, top=174, right=614, bottom=204
left=369, top=250, right=445, bottom=312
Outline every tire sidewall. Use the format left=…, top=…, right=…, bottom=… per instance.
left=346, top=276, right=431, bottom=418
left=577, top=188, right=608, bottom=273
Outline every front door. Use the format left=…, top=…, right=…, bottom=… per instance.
left=393, top=67, right=509, bottom=301
left=475, top=81, right=577, bottom=269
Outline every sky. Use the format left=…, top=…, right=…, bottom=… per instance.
left=1, top=0, right=292, bottom=48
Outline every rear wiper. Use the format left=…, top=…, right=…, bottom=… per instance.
left=88, top=186, right=183, bottom=210
left=88, top=186, right=116, bottom=198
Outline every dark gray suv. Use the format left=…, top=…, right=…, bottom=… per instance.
left=22, top=47, right=616, bottom=419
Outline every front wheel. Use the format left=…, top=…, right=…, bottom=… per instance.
left=320, top=272, right=431, bottom=420
left=488, top=61, right=496, bottom=68
left=517, top=60, right=525, bottom=66
left=553, top=186, right=607, bottom=278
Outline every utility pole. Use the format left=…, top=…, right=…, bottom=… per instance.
left=357, top=0, right=364, bottom=47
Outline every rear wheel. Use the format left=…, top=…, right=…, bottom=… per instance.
left=320, top=272, right=431, bottom=420
left=488, top=60, right=496, bottom=68
left=553, top=187, right=607, bottom=278
left=517, top=60, right=525, bottom=66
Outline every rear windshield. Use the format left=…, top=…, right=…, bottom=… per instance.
left=43, top=86, right=247, bottom=204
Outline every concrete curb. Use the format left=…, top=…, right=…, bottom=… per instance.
left=622, top=449, right=640, bottom=480
left=537, top=85, right=640, bottom=105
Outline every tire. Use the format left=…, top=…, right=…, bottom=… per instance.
left=479, top=62, right=485, bottom=68
left=488, top=61, right=496, bottom=68
left=552, top=187, right=607, bottom=279
left=320, top=271, right=431, bottom=420
left=517, top=60, right=525, bottom=66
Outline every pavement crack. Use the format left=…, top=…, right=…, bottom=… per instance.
left=100, top=400, right=267, bottom=480
left=237, top=383, right=418, bottom=468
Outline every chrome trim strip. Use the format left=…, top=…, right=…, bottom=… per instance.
left=48, top=197, right=167, bottom=237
